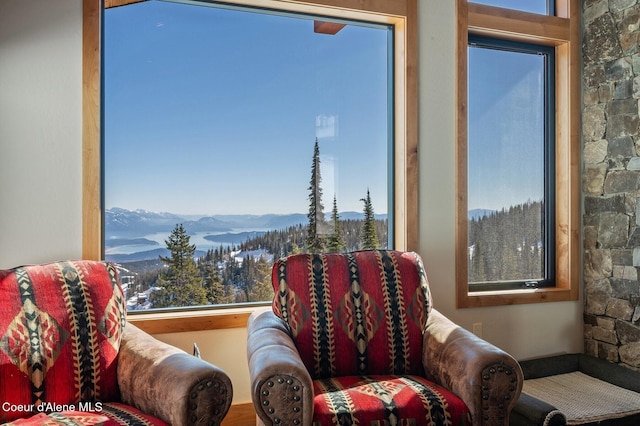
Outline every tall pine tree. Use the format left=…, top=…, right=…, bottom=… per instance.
left=360, top=188, right=380, bottom=249
left=327, top=195, right=345, bottom=252
left=151, top=223, right=208, bottom=308
left=306, top=138, right=326, bottom=252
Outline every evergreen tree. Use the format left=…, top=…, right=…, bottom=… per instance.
left=200, top=259, right=232, bottom=304
left=360, top=189, right=380, bottom=249
left=327, top=195, right=345, bottom=252
left=306, top=138, right=326, bottom=252
left=151, top=223, right=208, bottom=308
left=246, top=256, right=274, bottom=302
left=222, top=255, right=242, bottom=299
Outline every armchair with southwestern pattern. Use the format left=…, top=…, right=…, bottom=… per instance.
left=247, top=250, right=523, bottom=426
left=0, top=260, right=232, bottom=426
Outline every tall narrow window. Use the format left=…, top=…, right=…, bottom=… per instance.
left=104, top=0, right=394, bottom=311
left=467, top=36, right=555, bottom=291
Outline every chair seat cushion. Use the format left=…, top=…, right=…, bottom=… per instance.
left=4, top=402, right=169, bottom=425
left=313, top=375, right=471, bottom=426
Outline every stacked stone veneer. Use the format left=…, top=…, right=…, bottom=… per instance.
left=583, top=0, right=640, bottom=370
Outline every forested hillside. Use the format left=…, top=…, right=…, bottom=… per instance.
left=124, top=218, right=388, bottom=307
left=468, top=200, right=545, bottom=283
left=123, top=199, right=544, bottom=309
left=235, top=219, right=388, bottom=257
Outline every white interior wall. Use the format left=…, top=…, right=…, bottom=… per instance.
left=0, top=0, right=83, bottom=268
left=0, top=0, right=583, bottom=407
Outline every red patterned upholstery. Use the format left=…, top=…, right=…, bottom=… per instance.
left=4, top=403, right=169, bottom=425
left=0, top=261, right=166, bottom=425
left=313, top=376, right=470, bottom=426
left=271, top=250, right=471, bottom=424
left=273, top=250, right=431, bottom=378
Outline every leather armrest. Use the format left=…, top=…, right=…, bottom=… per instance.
left=117, top=323, right=232, bottom=426
left=247, top=308, right=313, bottom=426
left=423, top=309, right=523, bottom=426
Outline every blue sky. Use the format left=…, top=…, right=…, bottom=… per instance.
left=475, top=0, right=549, bottom=14
left=105, top=0, right=547, bottom=218
left=469, top=0, right=549, bottom=211
left=104, top=0, right=389, bottom=216
left=468, top=46, right=545, bottom=211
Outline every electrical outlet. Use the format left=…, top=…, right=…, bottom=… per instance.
left=472, top=322, right=483, bottom=338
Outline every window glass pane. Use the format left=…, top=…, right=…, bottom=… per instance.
left=467, top=42, right=550, bottom=288
left=104, top=1, right=392, bottom=310
left=472, top=0, right=551, bottom=15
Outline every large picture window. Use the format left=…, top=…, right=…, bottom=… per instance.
left=103, top=0, right=399, bottom=311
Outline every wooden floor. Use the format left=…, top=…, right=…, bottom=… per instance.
left=222, top=403, right=256, bottom=426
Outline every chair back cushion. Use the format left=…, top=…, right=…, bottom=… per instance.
left=272, top=250, right=431, bottom=379
left=0, top=261, right=126, bottom=422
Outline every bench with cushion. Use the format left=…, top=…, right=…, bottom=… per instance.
left=511, top=353, right=640, bottom=426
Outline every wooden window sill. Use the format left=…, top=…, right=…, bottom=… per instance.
left=127, top=305, right=268, bottom=334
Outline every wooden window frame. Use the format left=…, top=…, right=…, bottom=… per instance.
left=456, top=0, right=580, bottom=307
left=82, top=0, right=418, bottom=331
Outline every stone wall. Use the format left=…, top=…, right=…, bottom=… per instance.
left=582, top=0, right=640, bottom=369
